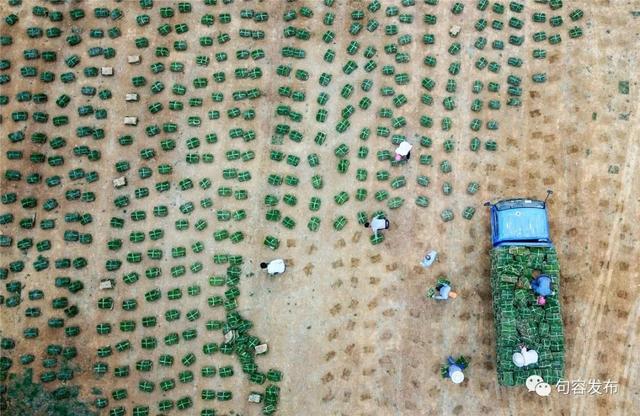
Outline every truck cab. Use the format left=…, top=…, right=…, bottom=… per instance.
left=489, top=198, right=552, bottom=248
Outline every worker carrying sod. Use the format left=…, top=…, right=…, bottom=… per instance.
left=441, top=356, right=469, bottom=384
left=364, top=214, right=389, bottom=237
left=530, top=272, right=553, bottom=305
left=260, top=259, right=286, bottom=276
left=427, top=276, right=457, bottom=300
left=394, top=140, right=413, bottom=162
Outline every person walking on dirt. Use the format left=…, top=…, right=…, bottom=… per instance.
left=364, top=214, right=389, bottom=237
left=260, top=259, right=285, bottom=276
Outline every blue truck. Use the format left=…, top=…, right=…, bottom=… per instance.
left=486, top=192, right=566, bottom=386
left=489, top=197, right=552, bottom=248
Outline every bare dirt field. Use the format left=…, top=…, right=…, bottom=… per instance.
left=0, top=1, right=638, bottom=416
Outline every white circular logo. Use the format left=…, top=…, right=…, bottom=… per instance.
left=526, top=375, right=544, bottom=392
left=526, top=375, right=551, bottom=396
left=535, top=382, right=552, bottom=397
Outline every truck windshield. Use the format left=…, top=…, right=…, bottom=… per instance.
left=494, top=206, right=550, bottom=243
left=495, top=199, right=545, bottom=210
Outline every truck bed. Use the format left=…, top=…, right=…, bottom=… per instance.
left=490, top=246, right=565, bottom=386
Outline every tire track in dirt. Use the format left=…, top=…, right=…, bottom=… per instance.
left=620, top=293, right=640, bottom=414
left=573, top=101, right=639, bottom=416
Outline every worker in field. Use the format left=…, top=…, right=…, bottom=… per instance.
left=260, top=259, right=286, bottom=276
left=433, top=282, right=457, bottom=300
left=421, top=250, right=438, bottom=268
left=364, top=214, right=389, bottom=237
left=530, top=274, right=553, bottom=305
left=443, top=356, right=469, bottom=384
left=394, top=140, right=413, bottom=162
left=427, top=277, right=457, bottom=300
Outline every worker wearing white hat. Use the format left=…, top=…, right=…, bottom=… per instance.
left=260, top=259, right=285, bottom=276
left=446, top=356, right=467, bottom=384
left=364, top=214, right=389, bottom=237
left=394, top=141, right=413, bottom=161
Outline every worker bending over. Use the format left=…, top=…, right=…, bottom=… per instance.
left=444, top=356, right=468, bottom=384
left=364, top=214, right=389, bottom=237
left=531, top=274, right=552, bottom=305
left=260, top=259, right=286, bottom=276
left=427, top=277, right=457, bottom=300
left=433, top=282, right=457, bottom=300
left=394, top=141, right=413, bottom=162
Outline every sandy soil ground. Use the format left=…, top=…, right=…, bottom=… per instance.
left=0, top=1, right=638, bottom=415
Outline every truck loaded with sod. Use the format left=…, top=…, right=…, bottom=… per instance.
left=487, top=196, right=565, bottom=386
left=490, top=246, right=564, bottom=386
